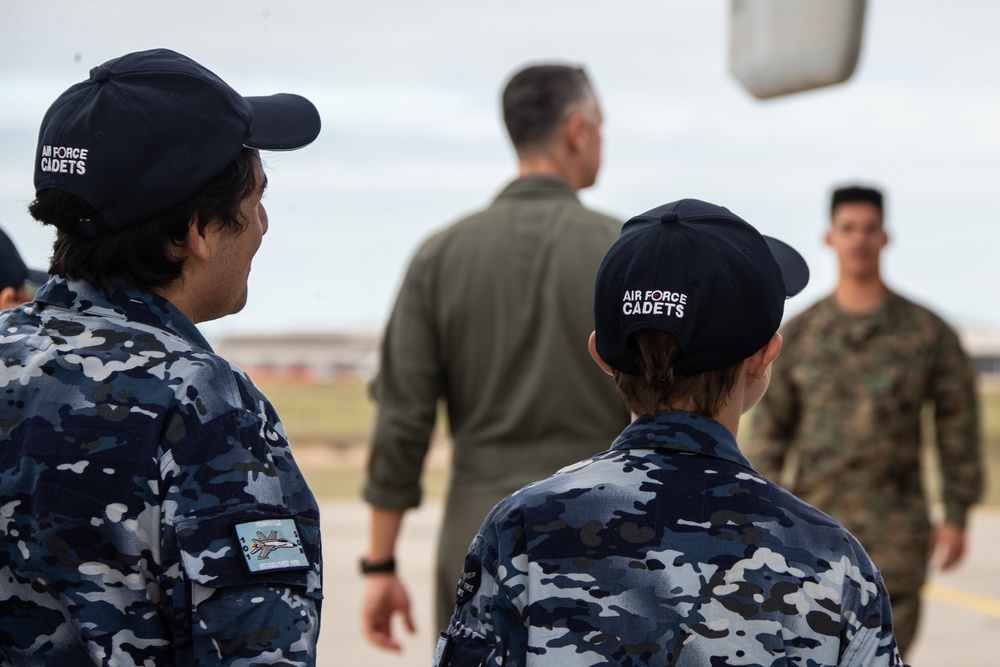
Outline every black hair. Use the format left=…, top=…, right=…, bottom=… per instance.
left=501, top=64, right=593, bottom=150
left=29, top=148, right=260, bottom=291
left=830, top=185, right=884, bottom=218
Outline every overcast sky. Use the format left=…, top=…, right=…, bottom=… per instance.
left=2, top=0, right=998, bottom=343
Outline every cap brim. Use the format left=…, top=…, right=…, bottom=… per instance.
left=244, top=93, right=322, bottom=151
left=764, top=236, right=809, bottom=297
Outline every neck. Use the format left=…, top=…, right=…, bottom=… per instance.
left=714, top=403, right=742, bottom=438
left=150, top=280, right=200, bottom=324
left=517, top=154, right=580, bottom=191
left=832, top=274, right=887, bottom=314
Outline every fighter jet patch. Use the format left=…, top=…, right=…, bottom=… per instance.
left=233, top=517, right=310, bottom=574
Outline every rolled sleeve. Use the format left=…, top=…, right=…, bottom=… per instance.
left=364, top=246, right=445, bottom=510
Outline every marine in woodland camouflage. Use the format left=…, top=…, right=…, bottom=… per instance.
left=435, top=411, right=904, bottom=667
left=0, top=278, right=322, bottom=666
left=747, top=291, right=982, bottom=653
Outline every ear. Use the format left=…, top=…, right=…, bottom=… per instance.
left=0, top=286, right=18, bottom=310
left=746, top=333, right=782, bottom=381
left=179, top=215, right=214, bottom=263
left=588, top=331, right=615, bottom=376
left=824, top=228, right=834, bottom=248
left=563, top=112, right=586, bottom=154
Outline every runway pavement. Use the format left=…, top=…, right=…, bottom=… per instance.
left=317, top=500, right=999, bottom=665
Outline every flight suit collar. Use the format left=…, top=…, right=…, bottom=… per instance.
left=493, top=175, right=579, bottom=203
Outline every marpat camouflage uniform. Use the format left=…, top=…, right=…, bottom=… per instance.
left=435, top=411, right=904, bottom=667
left=747, top=291, right=982, bottom=655
left=0, top=278, right=322, bottom=666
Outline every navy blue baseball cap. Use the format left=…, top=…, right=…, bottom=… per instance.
left=34, top=48, right=321, bottom=236
left=594, top=199, right=809, bottom=376
left=0, top=227, right=47, bottom=291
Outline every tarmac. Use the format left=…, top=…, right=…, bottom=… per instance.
left=317, top=500, right=1000, bottom=665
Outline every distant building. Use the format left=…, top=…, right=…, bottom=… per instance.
left=213, top=331, right=380, bottom=384
left=963, top=328, right=1000, bottom=381
left=212, top=326, right=1000, bottom=385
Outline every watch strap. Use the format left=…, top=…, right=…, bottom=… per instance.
left=360, top=556, right=396, bottom=575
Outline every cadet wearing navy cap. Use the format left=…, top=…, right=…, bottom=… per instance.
left=0, top=226, right=46, bottom=309
left=435, top=199, right=905, bottom=666
left=0, top=49, right=322, bottom=665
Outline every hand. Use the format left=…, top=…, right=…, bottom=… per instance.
left=928, top=522, right=966, bottom=571
left=361, top=573, right=416, bottom=651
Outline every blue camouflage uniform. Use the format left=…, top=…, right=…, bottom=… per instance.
left=0, top=278, right=322, bottom=666
left=435, top=411, right=903, bottom=667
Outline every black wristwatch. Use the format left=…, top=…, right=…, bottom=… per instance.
left=360, top=556, right=396, bottom=575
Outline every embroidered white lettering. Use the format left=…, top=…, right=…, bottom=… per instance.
left=621, top=287, right=688, bottom=319
left=39, top=146, right=88, bottom=176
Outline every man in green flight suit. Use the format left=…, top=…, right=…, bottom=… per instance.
left=360, top=63, right=629, bottom=652
left=747, top=184, right=983, bottom=659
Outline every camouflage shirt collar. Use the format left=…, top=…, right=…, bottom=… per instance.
left=816, top=291, right=903, bottom=344
left=34, top=276, right=214, bottom=352
left=817, top=290, right=904, bottom=323
left=609, top=410, right=752, bottom=468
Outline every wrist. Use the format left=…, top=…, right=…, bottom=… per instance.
left=360, top=555, right=396, bottom=575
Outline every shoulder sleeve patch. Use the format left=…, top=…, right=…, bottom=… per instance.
left=455, top=552, right=482, bottom=605
left=233, top=517, right=310, bottom=574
